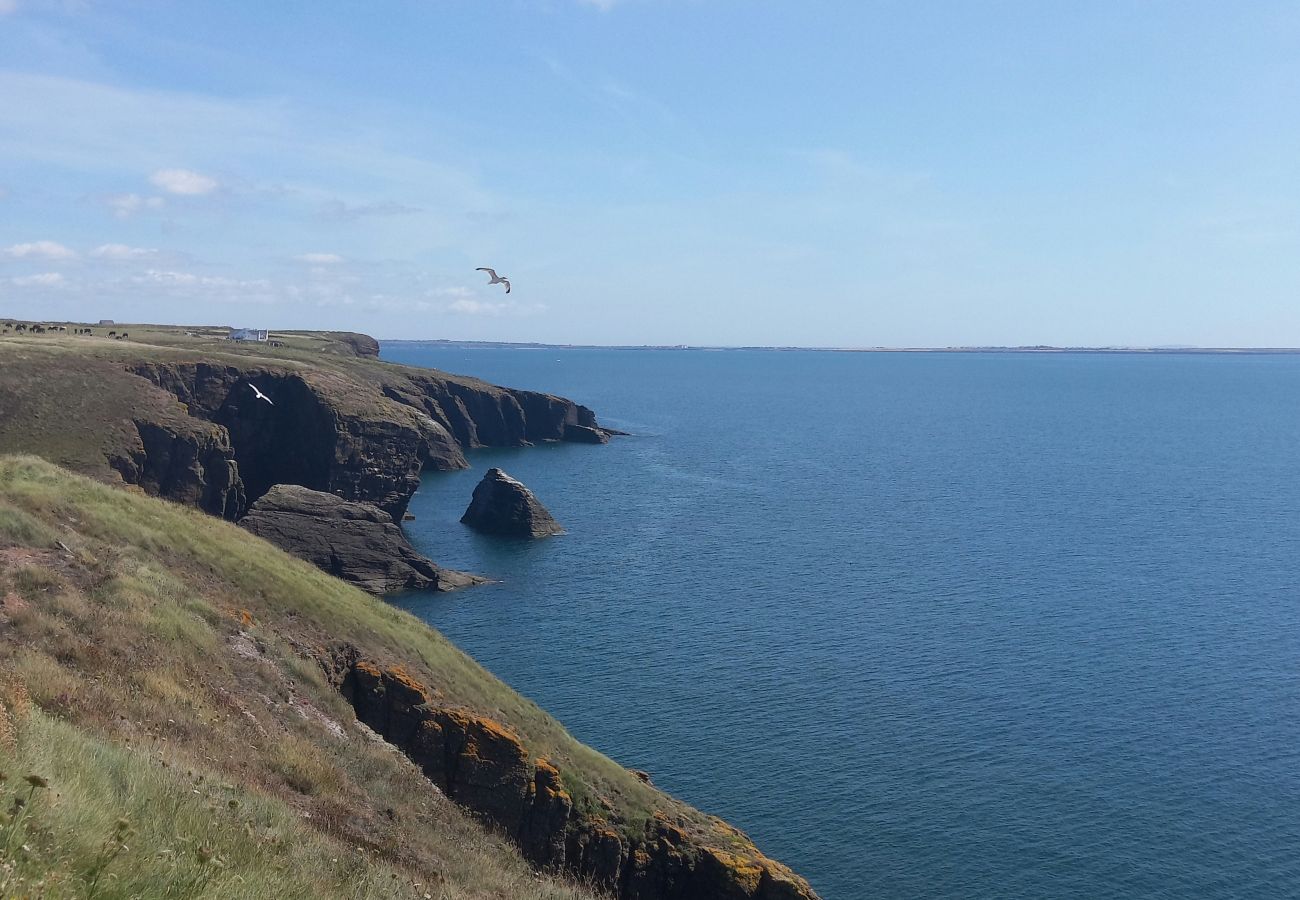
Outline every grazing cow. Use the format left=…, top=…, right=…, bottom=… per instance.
left=120, top=332, right=129, bottom=338
left=108, top=331, right=116, bottom=336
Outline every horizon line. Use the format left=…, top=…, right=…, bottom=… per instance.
left=378, top=339, right=1300, bottom=354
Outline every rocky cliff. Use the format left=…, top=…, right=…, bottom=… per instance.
left=107, top=416, right=246, bottom=520
left=328, top=651, right=819, bottom=900
left=377, top=368, right=620, bottom=465
left=240, top=484, right=484, bottom=594
left=120, top=354, right=617, bottom=522
left=127, top=362, right=436, bottom=520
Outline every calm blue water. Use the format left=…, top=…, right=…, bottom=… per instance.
left=382, top=346, right=1300, bottom=900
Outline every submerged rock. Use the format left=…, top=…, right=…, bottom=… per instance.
left=460, top=468, right=564, bottom=538
left=563, top=423, right=611, bottom=444
left=241, top=484, right=483, bottom=594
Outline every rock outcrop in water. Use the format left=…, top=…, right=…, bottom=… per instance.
left=239, top=484, right=482, bottom=594
left=461, top=468, right=564, bottom=538
left=326, top=650, right=820, bottom=900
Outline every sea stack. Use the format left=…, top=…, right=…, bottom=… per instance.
left=461, top=468, right=564, bottom=538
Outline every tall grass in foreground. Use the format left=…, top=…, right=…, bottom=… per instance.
left=0, top=714, right=602, bottom=899
left=0, top=456, right=609, bottom=898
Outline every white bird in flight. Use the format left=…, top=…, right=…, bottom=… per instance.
left=476, top=267, right=511, bottom=294
left=249, top=383, right=274, bottom=406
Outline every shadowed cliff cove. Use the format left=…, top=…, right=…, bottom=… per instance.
left=389, top=345, right=1300, bottom=900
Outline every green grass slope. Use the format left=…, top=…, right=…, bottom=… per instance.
left=0, top=456, right=617, bottom=899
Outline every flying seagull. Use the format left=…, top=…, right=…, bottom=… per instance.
left=249, top=383, right=273, bottom=406
left=476, top=267, right=511, bottom=294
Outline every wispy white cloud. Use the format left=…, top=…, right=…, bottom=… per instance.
left=3, top=240, right=76, bottom=259
left=102, top=192, right=165, bottom=218
left=91, top=243, right=158, bottom=259
left=445, top=297, right=548, bottom=317
left=11, top=272, right=66, bottom=287
left=131, top=269, right=268, bottom=290
left=0, top=0, right=18, bottom=15
left=294, top=252, right=344, bottom=264
left=577, top=0, right=619, bottom=10
left=317, top=199, right=421, bottom=221
left=150, top=167, right=218, bottom=195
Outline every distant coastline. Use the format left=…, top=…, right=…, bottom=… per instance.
left=382, top=339, right=1300, bottom=355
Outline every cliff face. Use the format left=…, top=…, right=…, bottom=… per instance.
left=123, top=357, right=616, bottom=521
left=330, top=652, right=819, bottom=900
left=107, top=416, right=245, bottom=519
left=126, top=363, right=429, bottom=520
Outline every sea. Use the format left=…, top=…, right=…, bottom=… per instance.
left=381, top=345, right=1300, bottom=900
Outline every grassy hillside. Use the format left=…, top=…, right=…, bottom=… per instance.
left=0, top=456, right=619, bottom=898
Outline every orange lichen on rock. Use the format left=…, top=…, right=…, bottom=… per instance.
left=533, top=757, right=571, bottom=801
left=699, top=846, right=766, bottom=892
left=383, top=663, right=438, bottom=702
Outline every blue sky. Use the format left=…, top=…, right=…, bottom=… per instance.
left=2, top=1, right=1299, bottom=346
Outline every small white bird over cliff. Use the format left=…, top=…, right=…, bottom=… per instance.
left=249, top=383, right=273, bottom=405
left=476, top=267, right=511, bottom=294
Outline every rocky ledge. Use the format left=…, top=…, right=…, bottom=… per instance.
left=461, top=468, right=564, bottom=538
left=326, top=650, right=819, bottom=900
left=240, top=484, right=483, bottom=594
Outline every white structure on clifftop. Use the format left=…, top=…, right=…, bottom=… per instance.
left=228, top=328, right=269, bottom=343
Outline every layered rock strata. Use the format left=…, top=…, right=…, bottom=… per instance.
left=239, top=484, right=482, bottom=594
left=461, top=468, right=564, bottom=538
left=326, top=651, right=819, bottom=900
